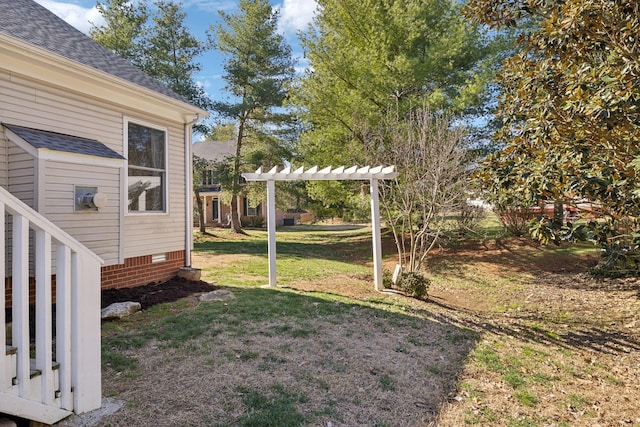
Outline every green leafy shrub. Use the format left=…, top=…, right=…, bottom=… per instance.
left=241, top=215, right=265, bottom=228
left=530, top=215, right=640, bottom=278
left=382, top=268, right=394, bottom=289
left=397, top=271, right=430, bottom=299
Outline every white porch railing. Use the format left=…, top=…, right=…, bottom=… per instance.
left=1, top=186, right=102, bottom=424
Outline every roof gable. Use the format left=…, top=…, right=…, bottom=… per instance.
left=192, top=140, right=237, bottom=162
left=0, top=0, right=188, bottom=105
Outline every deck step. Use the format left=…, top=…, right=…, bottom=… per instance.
left=29, top=359, right=60, bottom=379
left=6, top=347, right=60, bottom=381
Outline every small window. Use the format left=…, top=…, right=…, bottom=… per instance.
left=126, top=121, right=167, bottom=213
left=203, top=169, right=217, bottom=186
left=243, top=197, right=260, bottom=216
left=202, top=170, right=211, bottom=186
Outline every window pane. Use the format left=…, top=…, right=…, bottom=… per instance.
left=128, top=169, right=165, bottom=212
left=128, top=122, right=165, bottom=169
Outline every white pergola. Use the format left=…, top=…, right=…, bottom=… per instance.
left=242, top=165, right=399, bottom=291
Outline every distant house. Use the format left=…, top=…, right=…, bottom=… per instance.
left=1, top=2, right=207, bottom=421
left=192, top=140, right=275, bottom=227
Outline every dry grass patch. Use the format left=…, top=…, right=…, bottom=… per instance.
left=99, top=288, right=477, bottom=426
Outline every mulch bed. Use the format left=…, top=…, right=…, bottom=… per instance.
left=101, top=277, right=218, bottom=310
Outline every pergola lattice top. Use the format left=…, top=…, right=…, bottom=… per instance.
left=242, top=165, right=398, bottom=181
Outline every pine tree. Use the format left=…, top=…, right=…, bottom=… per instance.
left=142, top=1, right=210, bottom=116
left=208, top=0, right=295, bottom=233
left=90, top=0, right=147, bottom=67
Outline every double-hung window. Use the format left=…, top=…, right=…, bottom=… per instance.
left=126, top=120, right=167, bottom=213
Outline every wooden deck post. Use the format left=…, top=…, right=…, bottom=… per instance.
left=267, top=179, right=277, bottom=287
left=370, top=179, right=383, bottom=291
left=71, top=253, right=102, bottom=413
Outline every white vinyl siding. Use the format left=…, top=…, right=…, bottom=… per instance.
left=7, top=143, right=35, bottom=208
left=42, top=161, right=120, bottom=265
left=0, top=132, right=6, bottom=188
left=0, top=68, right=187, bottom=265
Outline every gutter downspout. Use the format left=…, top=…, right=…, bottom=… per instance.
left=184, top=114, right=201, bottom=267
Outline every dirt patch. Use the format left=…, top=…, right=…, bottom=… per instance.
left=101, top=277, right=218, bottom=310
left=285, top=273, right=382, bottom=300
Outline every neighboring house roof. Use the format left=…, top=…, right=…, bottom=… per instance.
left=0, top=0, right=188, bottom=104
left=192, top=140, right=237, bottom=162
left=3, top=124, right=125, bottom=160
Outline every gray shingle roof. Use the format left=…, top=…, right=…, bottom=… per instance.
left=192, top=140, right=237, bottom=162
left=0, top=0, right=189, bottom=104
left=3, top=124, right=125, bottom=160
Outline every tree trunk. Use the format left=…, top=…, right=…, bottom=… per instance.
left=194, top=189, right=206, bottom=233
left=553, top=200, right=564, bottom=227
left=230, top=115, right=246, bottom=233
left=230, top=194, right=242, bottom=233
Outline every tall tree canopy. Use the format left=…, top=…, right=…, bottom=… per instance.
left=142, top=1, right=210, bottom=114
left=466, top=0, right=640, bottom=273
left=291, top=0, right=507, bottom=217
left=295, top=0, right=505, bottom=167
left=90, top=0, right=147, bottom=66
left=208, top=0, right=296, bottom=232
left=91, top=0, right=209, bottom=115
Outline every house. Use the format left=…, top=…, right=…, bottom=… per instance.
left=192, top=140, right=275, bottom=227
left=1, top=0, right=207, bottom=291
left=192, top=141, right=316, bottom=228
left=1, top=0, right=207, bottom=423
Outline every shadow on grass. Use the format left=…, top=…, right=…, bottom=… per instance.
left=421, top=298, right=640, bottom=355
left=428, top=238, right=605, bottom=292
left=433, top=238, right=597, bottom=273
left=195, top=230, right=376, bottom=265
left=101, top=286, right=478, bottom=426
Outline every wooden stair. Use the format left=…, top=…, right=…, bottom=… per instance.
left=5, top=345, right=60, bottom=383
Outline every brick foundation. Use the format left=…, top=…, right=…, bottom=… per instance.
left=100, top=250, right=186, bottom=290
left=4, top=250, right=186, bottom=307
left=4, top=277, right=38, bottom=308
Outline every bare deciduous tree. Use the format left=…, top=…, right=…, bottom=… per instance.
left=367, top=107, right=471, bottom=273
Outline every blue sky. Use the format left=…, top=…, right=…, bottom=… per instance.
left=35, top=0, right=317, bottom=103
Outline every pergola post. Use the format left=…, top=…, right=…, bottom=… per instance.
left=267, top=179, right=277, bottom=287
left=370, top=179, right=383, bottom=291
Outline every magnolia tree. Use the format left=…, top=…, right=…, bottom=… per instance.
left=466, top=0, right=640, bottom=275
left=366, top=107, right=471, bottom=274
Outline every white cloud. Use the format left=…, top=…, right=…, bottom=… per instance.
left=292, top=52, right=311, bottom=75
left=34, top=0, right=105, bottom=34
left=278, top=0, right=317, bottom=33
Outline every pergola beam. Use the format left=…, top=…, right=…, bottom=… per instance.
left=242, top=165, right=399, bottom=291
left=243, top=165, right=398, bottom=182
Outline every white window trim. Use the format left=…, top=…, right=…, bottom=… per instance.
left=123, top=117, right=169, bottom=216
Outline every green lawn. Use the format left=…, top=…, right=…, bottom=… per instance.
left=99, top=222, right=638, bottom=426
left=194, top=225, right=374, bottom=287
